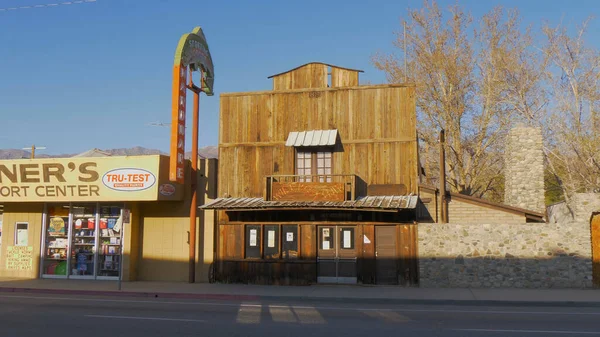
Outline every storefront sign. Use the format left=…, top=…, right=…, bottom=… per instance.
left=0, top=155, right=179, bottom=202
left=170, top=27, right=214, bottom=184
left=102, top=168, right=156, bottom=191
left=159, top=183, right=176, bottom=196
left=5, top=246, right=33, bottom=270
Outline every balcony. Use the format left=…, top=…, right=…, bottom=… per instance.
left=265, top=174, right=358, bottom=202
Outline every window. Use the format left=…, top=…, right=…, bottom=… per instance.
left=296, top=149, right=333, bottom=182
left=15, top=223, right=28, bottom=246
left=244, top=224, right=299, bottom=260
left=282, top=225, right=298, bottom=259
left=245, top=225, right=261, bottom=259
left=263, top=225, right=280, bottom=259
left=340, top=227, right=355, bottom=250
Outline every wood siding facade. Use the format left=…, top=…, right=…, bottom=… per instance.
left=218, top=84, right=418, bottom=199
left=216, top=63, right=419, bottom=286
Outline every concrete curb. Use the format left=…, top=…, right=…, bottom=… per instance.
left=2, top=286, right=600, bottom=308
left=0, top=286, right=260, bottom=301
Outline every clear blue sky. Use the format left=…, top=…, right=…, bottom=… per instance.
left=1, top=0, right=598, bottom=155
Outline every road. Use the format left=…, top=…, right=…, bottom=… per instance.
left=1, top=293, right=600, bottom=336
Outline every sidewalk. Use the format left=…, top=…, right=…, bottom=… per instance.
left=1, top=277, right=599, bottom=307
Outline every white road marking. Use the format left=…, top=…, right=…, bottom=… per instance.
left=363, top=310, right=412, bottom=323
left=84, top=315, right=205, bottom=323
left=268, top=305, right=296, bottom=323
left=455, top=328, right=600, bottom=335
left=2, top=294, right=600, bottom=316
left=293, top=307, right=326, bottom=324
left=236, top=305, right=261, bottom=324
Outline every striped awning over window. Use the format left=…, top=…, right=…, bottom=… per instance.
left=285, top=129, right=338, bottom=147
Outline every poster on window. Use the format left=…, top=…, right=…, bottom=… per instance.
left=286, top=232, right=294, bottom=242
left=267, top=230, right=275, bottom=248
left=323, top=228, right=330, bottom=237
left=343, top=230, right=352, bottom=249
left=322, top=240, right=330, bottom=250
left=249, top=229, right=257, bottom=247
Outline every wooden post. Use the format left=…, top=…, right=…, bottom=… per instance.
left=31, top=145, right=35, bottom=159
left=439, top=129, right=447, bottom=223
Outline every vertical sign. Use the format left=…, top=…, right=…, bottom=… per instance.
left=170, top=65, right=187, bottom=183
left=169, top=27, right=215, bottom=183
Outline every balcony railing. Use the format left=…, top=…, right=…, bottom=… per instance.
left=265, top=174, right=357, bottom=202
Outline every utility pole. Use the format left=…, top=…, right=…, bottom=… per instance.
left=23, top=145, right=46, bottom=159
left=439, top=130, right=447, bottom=223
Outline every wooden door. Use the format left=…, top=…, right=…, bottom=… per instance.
left=592, top=214, right=600, bottom=287
left=316, top=225, right=357, bottom=284
left=376, top=226, right=397, bottom=285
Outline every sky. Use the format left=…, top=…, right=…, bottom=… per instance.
left=0, top=0, right=599, bottom=155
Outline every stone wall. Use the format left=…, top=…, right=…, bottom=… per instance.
left=504, top=127, right=545, bottom=214
left=418, top=221, right=593, bottom=288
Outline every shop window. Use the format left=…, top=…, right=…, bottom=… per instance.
left=263, top=225, right=280, bottom=259
left=70, top=204, right=96, bottom=276
left=282, top=225, right=298, bottom=259
left=245, top=225, right=261, bottom=259
left=44, top=205, right=70, bottom=276
left=340, top=227, right=355, bottom=250
left=98, top=205, right=123, bottom=278
left=15, top=223, right=28, bottom=246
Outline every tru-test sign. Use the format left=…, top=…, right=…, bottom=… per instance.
left=0, top=156, right=178, bottom=202
left=169, top=27, right=214, bottom=184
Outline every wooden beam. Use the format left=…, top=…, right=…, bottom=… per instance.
left=221, top=83, right=417, bottom=97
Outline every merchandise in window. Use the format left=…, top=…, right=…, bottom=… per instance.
left=43, top=205, right=70, bottom=276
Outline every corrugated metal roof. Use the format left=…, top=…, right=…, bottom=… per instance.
left=200, top=195, right=418, bottom=211
left=285, top=129, right=337, bottom=147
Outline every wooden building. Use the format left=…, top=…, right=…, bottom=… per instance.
left=201, top=62, right=420, bottom=285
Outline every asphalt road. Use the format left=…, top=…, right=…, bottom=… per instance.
left=1, top=293, right=600, bottom=336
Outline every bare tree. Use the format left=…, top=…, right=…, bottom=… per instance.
left=543, top=19, right=600, bottom=199
left=373, top=1, right=543, bottom=200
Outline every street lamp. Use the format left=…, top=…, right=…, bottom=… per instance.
left=22, top=145, right=46, bottom=159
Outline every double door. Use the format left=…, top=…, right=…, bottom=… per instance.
left=317, top=225, right=357, bottom=284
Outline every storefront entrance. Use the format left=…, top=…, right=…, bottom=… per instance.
left=42, top=203, right=124, bottom=280
left=317, top=225, right=357, bottom=284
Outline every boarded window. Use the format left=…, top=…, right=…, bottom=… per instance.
left=263, top=225, right=280, bottom=259
left=245, top=225, right=261, bottom=259
left=282, top=225, right=298, bottom=259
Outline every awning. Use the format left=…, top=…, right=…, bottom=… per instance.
left=285, top=129, right=338, bottom=147
left=200, top=195, right=418, bottom=212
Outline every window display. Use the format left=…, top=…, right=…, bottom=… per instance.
left=41, top=203, right=124, bottom=279
left=43, top=205, right=70, bottom=276
left=97, top=205, right=122, bottom=278
left=70, top=204, right=96, bottom=277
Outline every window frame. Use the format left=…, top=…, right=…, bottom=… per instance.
left=243, top=224, right=300, bottom=260
left=295, top=147, right=333, bottom=182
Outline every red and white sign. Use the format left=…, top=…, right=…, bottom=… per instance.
left=159, top=183, right=176, bottom=196
left=102, top=168, right=156, bottom=192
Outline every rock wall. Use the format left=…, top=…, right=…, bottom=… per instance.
left=418, top=222, right=593, bottom=288
left=504, top=127, right=545, bottom=214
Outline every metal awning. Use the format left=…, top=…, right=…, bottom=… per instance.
left=199, top=195, right=418, bottom=211
left=285, top=129, right=338, bottom=147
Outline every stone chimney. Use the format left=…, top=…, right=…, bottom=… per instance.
left=504, top=126, right=545, bottom=214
